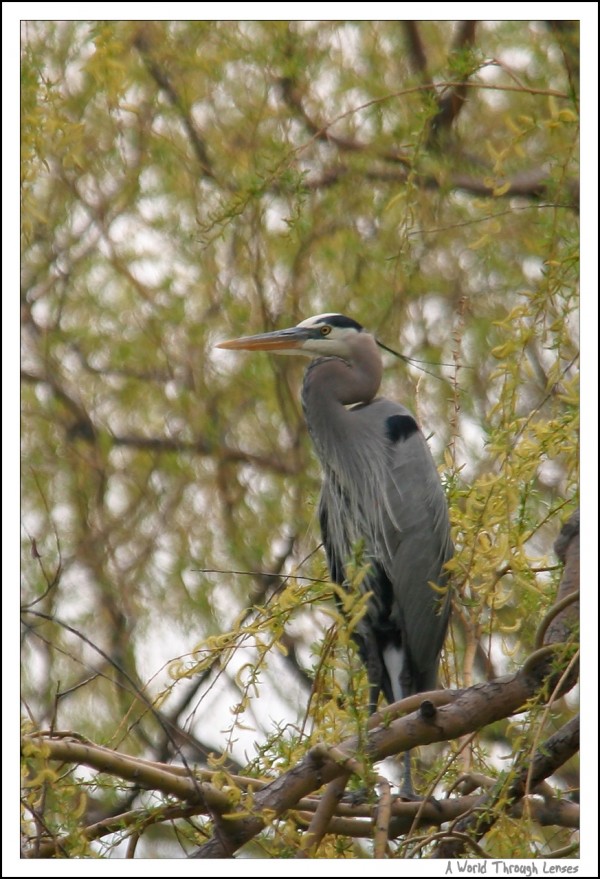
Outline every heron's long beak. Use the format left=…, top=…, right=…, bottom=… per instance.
left=216, top=326, right=311, bottom=352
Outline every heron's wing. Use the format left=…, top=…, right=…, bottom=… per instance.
left=319, top=477, right=396, bottom=707
left=346, top=399, right=452, bottom=691
left=316, top=397, right=452, bottom=697
left=318, top=486, right=345, bottom=586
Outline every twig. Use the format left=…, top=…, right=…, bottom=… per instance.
left=295, top=773, right=351, bottom=858
left=372, top=777, right=392, bottom=858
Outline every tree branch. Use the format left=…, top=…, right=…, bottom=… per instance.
left=22, top=369, right=296, bottom=476
left=192, top=659, right=576, bottom=857
left=547, top=510, right=580, bottom=645
left=428, top=21, right=478, bottom=146
left=133, top=25, right=216, bottom=179
left=434, top=715, right=580, bottom=858
left=302, top=164, right=579, bottom=209
left=111, top=433, right=297, bottom=475
left=401, top=22, right=429, bottom=78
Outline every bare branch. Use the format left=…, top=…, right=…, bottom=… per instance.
left=295, top=773, right=351, bottom=858
left=23, top=734, right=226, bottom=807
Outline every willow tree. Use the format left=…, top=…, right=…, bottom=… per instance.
left=20, top=20, right=579, bottom=860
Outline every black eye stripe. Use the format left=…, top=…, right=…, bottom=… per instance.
left=314, top=315, right=364, bottom=331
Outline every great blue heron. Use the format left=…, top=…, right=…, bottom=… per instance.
left=217, top=313, right=453, bottom=795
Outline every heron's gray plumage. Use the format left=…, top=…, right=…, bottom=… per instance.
left=302, top=351, right=452, bottom=709
left=216, top=312, right=453, bottom=773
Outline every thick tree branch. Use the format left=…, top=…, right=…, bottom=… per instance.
left=192, top=660, right=576, bottom=857
left=297, top=793, right=578, bottom=840
left=547, top=510, right=579, bottom=646
left=22, top=724, right=579, bottom=858
left=295, top=773, right=352, bottom=858
left=23, top=735, right=221, bottom=805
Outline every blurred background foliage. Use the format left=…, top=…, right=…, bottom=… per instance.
left=21, top=20, right=579, bottom=857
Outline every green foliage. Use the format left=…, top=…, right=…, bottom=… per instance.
left=22, top=732, right=98, bottom=858
left=20, top=20, right=579, bottom=858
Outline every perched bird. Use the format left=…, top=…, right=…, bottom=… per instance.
left=217, top=313, right=453, bottom=795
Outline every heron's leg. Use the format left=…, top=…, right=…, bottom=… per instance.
left=398, top=749, right=417, bottom=800
left=368, top=681, right=380, bottom=715
left=396, top=751, right=444, bottom=811
left=339, top=682, right=382, bottom=806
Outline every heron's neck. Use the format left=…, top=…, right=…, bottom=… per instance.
left=303, top=355, right=381, bottom=406
left=301, top=347, right=382, bottom=464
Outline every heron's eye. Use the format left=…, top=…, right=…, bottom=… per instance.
left=320, top=325, right=332, bottom=336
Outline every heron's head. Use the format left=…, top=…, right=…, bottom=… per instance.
left=216, top=313, right=369, bottom=359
